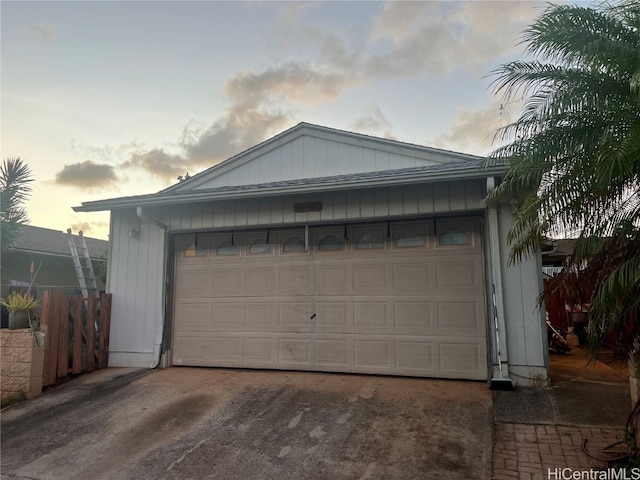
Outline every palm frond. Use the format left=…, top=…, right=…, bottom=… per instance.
left=483, top=2, right=640, bottom=359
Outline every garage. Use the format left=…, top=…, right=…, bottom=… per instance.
left=75, top=122, right=548, bottom=385
left=172, top=216, right=488, bottom=379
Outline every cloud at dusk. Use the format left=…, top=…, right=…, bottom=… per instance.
left=54, top=161, right=119, bottom=189
left=31, top=24, right=54, bottom=42
left=127, top=0, right=544, bottom=179
left=349, top=103, right=396, bottom=140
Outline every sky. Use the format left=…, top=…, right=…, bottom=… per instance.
left=1, top=0, right=591, bottom=240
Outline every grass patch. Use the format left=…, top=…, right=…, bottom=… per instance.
left=1, top=391, right=26, bottom=409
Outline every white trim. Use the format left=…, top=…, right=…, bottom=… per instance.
left=108, top=351, right=156, bottom=368
left=486, top=177, right=511, bottom=382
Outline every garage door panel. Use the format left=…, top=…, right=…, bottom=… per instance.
left=392, top=263, right=430, bottom=291
left=393, top=301, right=432, bottom=330
left=352, top=263, right=387, bottom=291
left=434, top=260, right=482, bottom=291
left=173, top=336, right=209, bottom=365
left=212, top=267, right=244, bottom=296
left=244, top=337, right=276, bottom=364
left=354, top=301, right=389, bottom=330
left=211, top=337, right=243, bottom=362
left=211, top=302, right=245, bottom=328
left=245, top=266, right=276, bottom=294
left=245, top=303, right=276, bottom=329
left=396, top=341, right=434, bottom=370
left=175, top=266, right=211, bottom=298
left=439, top=342, right=484, bottom=374
left=279, top=265, right=312, bottom=294
left=174, top=301, right=211, bottom=331
left=354, top=339, right=392, bottom=368
left=314, top=302, right=350, bottom=330
left=173, top=217, right=488, bottom=380
left=279, top=302, right=313, bottom=329
left=315, top=338, right=350, bottom=367
left=437, top=301, right=481, bottom=331
left=315, top=264, right=349, bottom=293
left=279, top=338, right=312, bottom=365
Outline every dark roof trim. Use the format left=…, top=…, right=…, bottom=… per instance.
left=74, top=162, right=505, bottom=212
left=9, top=249, right=105, bottom=260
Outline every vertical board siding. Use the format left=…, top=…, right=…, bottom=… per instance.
left=403, top=185, right=419, bottom=214
left=107, top=179, right=489, bottom=367
left=192, top=135, right=456, bottom=190
left=108, top=209, right=165, bottom=366
left=449, top=182, right=466, bottom=211
left=465, top=179, right=484, bottom=209
left=497, top=206, right=546, bottom=368
left=153, top=180, right=485, bottom=233
left=418, top=184, right=434, bottom=213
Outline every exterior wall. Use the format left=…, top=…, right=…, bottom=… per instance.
left=154, top=180, right=485, bottom=231
left=107, top=210, right=165, bottom=367
left=1, top=329, right=44, bottom=400
left=191, top=134, right=455, bottom=191
left=107, top=177, right=548, bottom=383
left=107, top=179, right=485, bottom=368
left=497, top=205, right=549, bottom=386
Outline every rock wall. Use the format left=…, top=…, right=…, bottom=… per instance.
left=1, top=329, right=44, bottom=400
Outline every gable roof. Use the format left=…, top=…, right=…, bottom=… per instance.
left=74, top=122, right=505, bottom=213
left=164, top=122, right=484, bottom=194
left=6, top=225, right=108, bottom=259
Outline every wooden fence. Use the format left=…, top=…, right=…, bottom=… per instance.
left=40, top=291, right=112, bottom=387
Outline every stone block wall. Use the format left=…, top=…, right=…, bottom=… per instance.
left=1, top=329, right=44, bottom=400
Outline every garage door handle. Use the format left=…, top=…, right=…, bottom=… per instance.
left=310, top=313, right=316, bottom=320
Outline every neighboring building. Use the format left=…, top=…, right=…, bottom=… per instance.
left=74, top=122, right=548, bottom=386
left=0, top=225, right=108, bottom=299
left=541, top=238, right=577, bottom=277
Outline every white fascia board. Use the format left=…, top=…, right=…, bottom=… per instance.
left=74, top=164, right=505, bottom=212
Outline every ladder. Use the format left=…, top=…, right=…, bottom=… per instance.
left=67, top=229, right=99, bottom=298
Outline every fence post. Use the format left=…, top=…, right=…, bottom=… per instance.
left=98, top=294, right=112, bottom=369
left=42, top=291, right=62, bottom=387
left=72, top=296, right=83, bottom=374
left=57, top=297, right=69, bottom=378
left=86, top=296, right=96, bottom=373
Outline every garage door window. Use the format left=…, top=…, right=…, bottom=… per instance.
left=318, top=234, right=345, bottom=252
left=216, top=240, right=240, bottom=256
left=355, top=232, right=384, bottom=250
left=438, top=228, right=471, bottom=246
left=181, top=237, right=207, bottom=258
left=282, top=236, right=306, bottom=253
left=249, top=240, right=272, bottom=255
left=395, top=230, right=425, bottom=248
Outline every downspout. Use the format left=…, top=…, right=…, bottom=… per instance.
left=136, top=207, right=168, bottom=369
left=137, top=206, right=168, bottom=231
left=485, top=177, right=514, bottom=388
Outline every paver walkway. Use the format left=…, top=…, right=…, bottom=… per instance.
left=492, top=423, right=625, bottom=479
left=492, top=348, right=630, bottom=480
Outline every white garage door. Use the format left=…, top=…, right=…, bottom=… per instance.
left=172, top=218, right=488, bottom=379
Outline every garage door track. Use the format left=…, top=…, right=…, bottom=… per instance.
left=1, top=368, right=492, bottom=480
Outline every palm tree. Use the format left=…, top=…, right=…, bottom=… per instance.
left=485, top=2, right=640, bottom=453
left=1, top=157, right=34, bottom=253
left=485, top=1, right=640, bottom=360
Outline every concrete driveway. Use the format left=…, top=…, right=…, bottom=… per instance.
left=1, top=368, right=492, bottom=480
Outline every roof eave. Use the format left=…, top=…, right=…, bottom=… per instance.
left=7, top=248, right=105, bottom=260
left=74, top=165, right=505, bottom=213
